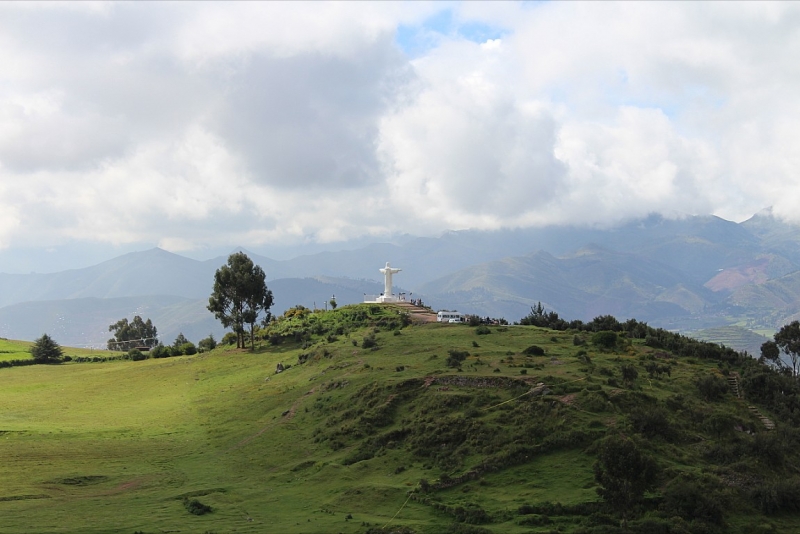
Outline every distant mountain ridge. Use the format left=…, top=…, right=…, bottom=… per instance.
left=3, top=211, right=800, bottom=351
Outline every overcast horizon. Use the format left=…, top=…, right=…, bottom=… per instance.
left=1, top=2, right=799, bottom=272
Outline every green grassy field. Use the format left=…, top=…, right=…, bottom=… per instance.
left=0, top=339, right=33, bottom=361
left=0, top=338, right=111, bottom=362
left=0, top=305, right=798, bottom=533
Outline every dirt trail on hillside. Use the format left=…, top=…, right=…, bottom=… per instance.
left=393, top=302, right=438, bottom=324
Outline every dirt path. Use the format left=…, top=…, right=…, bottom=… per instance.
left=393, top=302, right=438, bottom=324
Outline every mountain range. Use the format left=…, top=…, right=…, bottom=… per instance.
left=2, top=209, right=800, bottom=351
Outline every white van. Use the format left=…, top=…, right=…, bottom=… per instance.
left=437, top=311, right=464, bottom=323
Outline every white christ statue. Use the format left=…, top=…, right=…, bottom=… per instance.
left=379, top=262, right=402, bottom=301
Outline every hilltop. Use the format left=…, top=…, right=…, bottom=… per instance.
left=7, top=212, right=800, bottom=351
left=1, top=305, right=800, bottom=533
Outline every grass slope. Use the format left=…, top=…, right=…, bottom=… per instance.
left=0, top=305, right=799, bottom=533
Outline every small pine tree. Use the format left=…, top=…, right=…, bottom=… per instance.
left=173, top=333, right=189, bottom=348
left=30, top=334, right=64, bottom=363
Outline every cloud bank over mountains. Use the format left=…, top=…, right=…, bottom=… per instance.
left=1, top=1, right=799, bottom=265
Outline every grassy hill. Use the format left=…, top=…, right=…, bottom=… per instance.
left=1, top=305, right=800, bottom=533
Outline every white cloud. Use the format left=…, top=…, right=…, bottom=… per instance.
left=379, top=38, right=566, bottom=229
left=1, top=1, right=800, bottom=266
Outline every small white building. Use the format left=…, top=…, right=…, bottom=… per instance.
left=437, top=311, right=465, bottom=323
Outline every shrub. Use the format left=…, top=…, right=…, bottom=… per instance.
left=522, top=345, right=545, bottom=356
left=620, top=364, right=638, bottom=386
left=594, top=435, right=658, bottom=526
left=751, top=476, right=800, bottom=514
left=362, top=333, right=377, bottom=349
left=446, top=349, right=469, bottom=368
left=150, top=344, right=170, bottom=359
left=695, top=374, right=729, bottom=401
left=198, top=334, right=217, bottom=352
left=592, top=331, right=618, bottom=350
left=221, top=332, right=238, bottom=345
left=751, top=431, right=787, bottom=468
left=629, top=406, right=674, bottom=440
left=660, top=474, right=726, bottom=525
left=180, top=342, right=197, bottom=356
left=475, top=325, right=491, bottom=335
left=581, top=391, right=611, bottom=413
left=446, top=522, right=492, bottom=533
left=704, top=413, right=735, bottom=441
left=183, top=498, right=212, bottom=515
left=128, top=349, right=147, bottom=361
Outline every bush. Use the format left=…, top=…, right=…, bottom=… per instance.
left=751, top=476, right=800, bottom=514
left=660, top=473, right=725, bottom=525
left=592, top=331, right=618, bottom=350
left=629, top=406, right=674, bottom=440
left=128, top=349, right=147, bottom=361
left=475, top=325, right=491, bottom=335
left=446, top=349, right=469, bottom=368
left=594, top=435, right=658, bottom=525
left=198, top=334, right=217, bottom=352
left=620, top=364, right=638, bottom=386
left=695, top=374, right=729, bottom=402
left=183, top=498, right=212, bottom=515
left=180, top=342, right=197, bottom=356
left=150, top=344, right=170, bottom=359
left=750, top=431, right=787, bottom=468
left=362, top=333, right=378, bottom=349
left=221, top=332, right=238, bottom=345
left=522, top=345, right=545, bottom=356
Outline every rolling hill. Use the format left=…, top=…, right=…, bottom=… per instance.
left=1, top=305, right=799, bottom=533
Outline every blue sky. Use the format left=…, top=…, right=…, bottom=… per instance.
left=395, top=7, right=507, bottom=57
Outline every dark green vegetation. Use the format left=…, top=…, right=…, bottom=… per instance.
left=107, top=315, right=159, bottom=351
left=208, top=251, right=274, bottom=349
left=30, top=333, right=64, bottom=363
left=2, top=304, right=800, bottom=533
